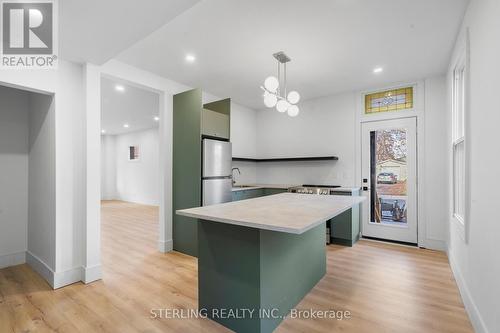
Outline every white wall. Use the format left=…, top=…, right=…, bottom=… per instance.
left=250, top=78, right=449, bottom=251
left=101, top=128, right=160, bottom=206
left=101, top=135, right=117, bottom=200
left=28, top=92, right=56, bottom=272
left=447, top=1, right=500, bottom=332
left=88, top=60, right=264, bottom=262
left=0, top=86, right=29, bottom=268
left=230, top=102, right=258, bottom=184
left=231, top=102, right=257, bottom=158
left=0, top=84, right=58, bottom=278
left=0, top=60, right=86, bottom=288
left=255, top=92, right=356, bottom=186
left=423, top=76, right=448, bottom=246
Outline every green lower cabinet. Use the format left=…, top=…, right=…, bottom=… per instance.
left=198, top=221, right=326, bottom=333
left=232, top=188, right=287, bottom=202
left=328, top=204, right=360, bottom=246
left=263, top=188, right=287, bottom=196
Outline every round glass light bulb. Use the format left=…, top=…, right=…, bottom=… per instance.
left=264, top=93, right=278, bottom=108
left=287, top=104, right=300, bottom=117
left=276, top=100, right=290, bottom=113
left=287, top=91, right=300, bottom=104
left=264, top=76, right=279, bottom=92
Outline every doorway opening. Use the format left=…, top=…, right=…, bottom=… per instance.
left=100, top=76, right=161, bottom=280
left=0, top=83, right=56, bottom=285
left=361, top=118, right=418, bottom=244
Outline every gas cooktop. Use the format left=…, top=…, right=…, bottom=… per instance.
left=288, top=185, right=342, bottom=195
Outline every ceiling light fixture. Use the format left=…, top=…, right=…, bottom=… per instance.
left=154, top=116, right=160, bottom=121
left=101, top=129, right=106, bottom=134
left=373, top=67, right=383, bottom=74
left=261, top=51, right=300, bottom=117
left=123, top=124, right=129, bottom=128
left=115, top=85, right=125, bottom=92
left=185, top=54, right=196, bottom=63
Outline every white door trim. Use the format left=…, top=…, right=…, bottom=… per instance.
left=361, top=117, right=418, bottom=243
left=355, top=80, right=433, bottom=249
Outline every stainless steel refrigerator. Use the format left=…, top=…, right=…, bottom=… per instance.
left=202, top=139, right=233, bottom=206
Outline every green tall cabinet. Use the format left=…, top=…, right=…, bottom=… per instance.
left=173, top=89, right=231, bottom=257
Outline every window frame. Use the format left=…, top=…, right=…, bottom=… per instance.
left=365, top=87, right=414, bottom=115
left=450, top=30, right=470, bottom=243
left=359, top=83, right=419, bottom=123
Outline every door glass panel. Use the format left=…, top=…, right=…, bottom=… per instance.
left=370, top=128, right=408, bottom=226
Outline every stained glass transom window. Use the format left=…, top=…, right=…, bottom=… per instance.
left=365, top=87, right=413, bottom=114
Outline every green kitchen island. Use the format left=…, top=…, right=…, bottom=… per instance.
left=176, top=193, right=365, bottom=333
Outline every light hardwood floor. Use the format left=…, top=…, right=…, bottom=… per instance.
left=0, top=200, right=473, bottom=332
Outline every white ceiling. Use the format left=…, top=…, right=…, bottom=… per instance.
left=60, top=0, right=200, bottom=64
left=116, top=0, right=469, bottom=109
left=101, top=77, right=160, bottom=135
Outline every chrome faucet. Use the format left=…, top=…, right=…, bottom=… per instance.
left=231, top=167, right=241, bottom=186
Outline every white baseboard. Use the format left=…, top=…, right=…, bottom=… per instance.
left=158, top=239, right=173, bottom=253
left=53, top=266, right=83, bottom=289
left=421, top=238, right=447, bottom=251
left=26, top=251, right=103, bottom=288
left=0, top=251, right=26, bottom=269
left=26, top=250, right=55, bottom=288
left=448, top=252, right=489, bottom=333
left=82, top=264, right=102, bottom=283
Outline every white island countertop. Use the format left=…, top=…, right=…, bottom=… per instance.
left=176, top=193, right=365, bottom=234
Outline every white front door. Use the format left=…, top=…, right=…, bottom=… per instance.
left=361, top=118, right=418, bottom=244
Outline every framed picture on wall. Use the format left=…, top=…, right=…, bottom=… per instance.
left=129, top=146, right=140, bottom=161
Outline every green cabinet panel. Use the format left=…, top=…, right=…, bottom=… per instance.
left=329, top=191, right=361, bottom=246
left=173, top=91, right=232, bottom=258
left=173, top=88, right=202, bottom=257
left=240, top=189, right=264, bottom=200
left=232, top=189, right=265, bottom=201
left=263, top=188, right=287, bottom=196
left=203, top=98, right=231, bottom=140
left=202, top=109, right=230, bottom=139
left=198, top=220, right=326, bottom=333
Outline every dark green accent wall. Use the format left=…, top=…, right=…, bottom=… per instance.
left=173, top=88, right=202, bottom=257
left=198, top=220, right=326, bottom=333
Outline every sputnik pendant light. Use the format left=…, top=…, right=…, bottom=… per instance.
left=261, top=51, right=300, bottom=117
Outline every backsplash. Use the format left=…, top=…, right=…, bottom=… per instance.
left=232, top=160, right=354, bottom=187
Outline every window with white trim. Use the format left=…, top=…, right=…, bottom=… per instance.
left=452, top=55, right=466, bottom=225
